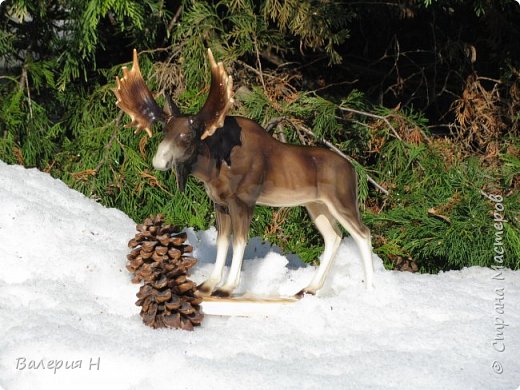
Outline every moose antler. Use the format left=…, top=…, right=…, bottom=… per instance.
left=197, top=49, right=235, bottom=140
left=113, top=49, right=167, bottom=137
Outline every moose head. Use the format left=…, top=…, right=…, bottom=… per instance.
left=114, top=49, right=234, bottom=191
left=114, top=49, right=374, bottom=298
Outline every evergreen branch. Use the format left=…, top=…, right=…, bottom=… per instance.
left=0, top=76, right=19, bottom=82
left=91, top=112, right=124, bottom=180
left=339, top=104, right=430, bottom=172
left=79, top=131, right=117, bottom=196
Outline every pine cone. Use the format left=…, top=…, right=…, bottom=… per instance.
left=127, top=214, right=204, bottom=330
left=135, top=278, right=203, bottom=331
left=126, top=214, right=194, bottom=284
left=392, top=255, right=419, bottom=272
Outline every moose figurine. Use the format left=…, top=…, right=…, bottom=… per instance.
left=114, top=49, right=374, bottom=298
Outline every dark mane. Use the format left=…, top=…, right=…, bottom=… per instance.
left=202, top=116, right=242, bottom=169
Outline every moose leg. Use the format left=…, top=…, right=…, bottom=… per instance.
left=326, top=198, right=374, bottom=289
left=197, top=205, right=231, bottom=296
left=212, top=199, right=254, bottom=297
left=296, top=202, right=342, bottom=297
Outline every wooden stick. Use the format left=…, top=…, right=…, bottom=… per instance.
left=201, top=295, right=299, bottom=317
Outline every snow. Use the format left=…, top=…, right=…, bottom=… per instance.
left=0, top=160, right=519, bottom=390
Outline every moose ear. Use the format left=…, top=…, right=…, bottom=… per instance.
left=164, top=94, right=181, bottom=118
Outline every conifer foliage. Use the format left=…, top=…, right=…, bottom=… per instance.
left=1, top=0, right=518, bottom=272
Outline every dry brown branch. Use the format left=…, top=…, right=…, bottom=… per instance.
left=338, top=105, right=403, bottom=141
left=19, top=66, right=33, bottom=118
left=236, top=60, right=300, bottom=105
left=140, top=170, right=171, bottom=193
left=253, top=36, right=266, bottom=92
left=427, top=208, right=451, bottom=224
left=449, top=73, right=509, bottom=158
left=13, top=147, right=24, bottom=165
left=166, top=5, right=183, bottom=36
left=72, top=169, right=97, bottom=181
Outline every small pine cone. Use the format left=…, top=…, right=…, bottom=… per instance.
left=128, top=214, right=204, bottom=330
left=135, top=276, right=204, bottom=331
left=126, top=214, right=192, bottom=285
left=392, top=255, right=419, bottom=272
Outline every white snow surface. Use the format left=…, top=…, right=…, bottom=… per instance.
left=0, top=160, right=519, bottom=390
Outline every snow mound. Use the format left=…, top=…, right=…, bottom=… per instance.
left=0, top=161, right=519, bottom=389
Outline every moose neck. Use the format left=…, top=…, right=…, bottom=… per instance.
left=189, top=116, right=243, bottom=183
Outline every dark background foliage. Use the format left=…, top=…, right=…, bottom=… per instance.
left=1, top=0, right=518, bottom=271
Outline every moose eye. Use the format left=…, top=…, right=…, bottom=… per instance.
left=179, top=132, right=192, bottom=143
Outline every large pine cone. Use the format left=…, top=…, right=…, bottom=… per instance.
left=136, top=278, right=204, bottom=331
left=127, top=214, right=204, bottom=330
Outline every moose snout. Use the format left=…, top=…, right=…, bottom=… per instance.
left=152, top=142, right=174, bottom=171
